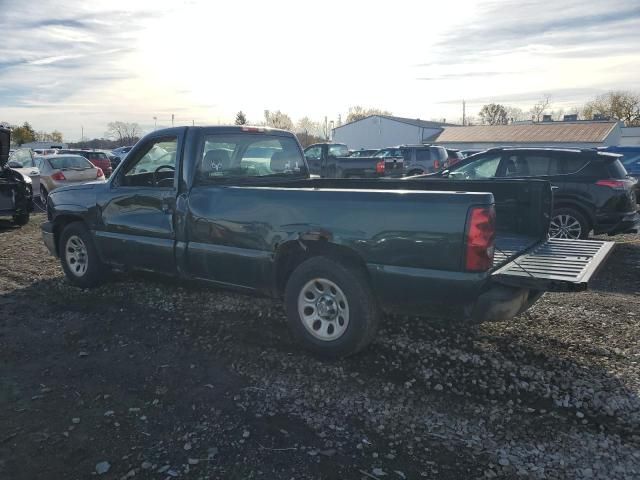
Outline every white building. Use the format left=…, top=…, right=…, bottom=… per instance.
left=332, top=115, right=454, bottom=150
left=621, top=127, right=640, bottom=146
left=21, top=141, right=67, bottom=149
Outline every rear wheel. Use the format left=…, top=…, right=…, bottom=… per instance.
left=59, top=222, right=107, bottom=288
left=549, top=207, right=590, bottom=239
left=284, top=257, right=381, bottom=358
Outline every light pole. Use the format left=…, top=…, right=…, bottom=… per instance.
left=153, top=117, right=157, bottom=129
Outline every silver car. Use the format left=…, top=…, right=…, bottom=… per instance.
left=36, top=154, right=106, bottom=201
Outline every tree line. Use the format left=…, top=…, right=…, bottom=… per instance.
left=476, top=90, right=640, bottom=126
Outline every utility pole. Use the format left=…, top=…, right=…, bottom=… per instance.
left=171, top=114, right=175, bottom=127
left=153, top=116, right=157, bottom=129
left=81, top=126, right=84, bottom=143
left=462, top=100, right=466, bottom=126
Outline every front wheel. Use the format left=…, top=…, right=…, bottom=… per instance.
left=284, top=257, right=381, bottom=358
left=12, top=212, right=29, bottom=226
left=549, top=208, right=590, bottom=239
left=59, top=222, right=107, bottom=288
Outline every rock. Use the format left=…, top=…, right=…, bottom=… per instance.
left=104, top=410, right=115, bottom=417
left=71, top=417, right=80, bottom=424
left=167, top=469, right=179, bottom=477
left=372, top=468, right=387, bottom=476
left=184, top=442, right=192, bottom=451
left=320, top=449, right=336, bottom=457
left=95, top=461, right=111, bottom=475
left=394, top=472, right=406, bottom=479
left=141, top=461, right=152, bottom=470
left=434, top=384, right=444, bottom=391
left=157, top=465, right=170, bottom=473
left=498, top=457, right=509, bottom=466
left=188, top=458, right=199, bottom=465
left=207, top=447, right=219, bottom=459
left=242, top=430, right=250, bottom=438
left=576, top=411, right=585, bottom=419
left=78, top=351, right=89, bottom=357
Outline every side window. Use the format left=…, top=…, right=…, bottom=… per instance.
left=121, top=136, right=178, bottom=188
left=564, top=156, right=589, bottom=174
left=415, top=149, right=431, bottom=162
left=504, top=154, right=552, bottom=177
left=548, top=157, right=562, bottom=175
left=12, top=149, right=33, bottom=166
left=304, top=146, right=321, bottom=161
left=452, top=154, right=502, bottom=179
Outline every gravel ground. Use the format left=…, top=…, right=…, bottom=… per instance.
left=1, top=214, right=639, bottom=479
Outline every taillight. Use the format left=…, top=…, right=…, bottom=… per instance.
left=375, top=160, right=385, bottom=174
left=595, top=179, right=628, bottom=189
left=96, top=168, right=104, bottom=178
left=51, top=171, right=66, bottom=181
left=465, top=206, right=496, bottom=272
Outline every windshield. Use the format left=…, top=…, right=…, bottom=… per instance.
left=49, top=156, right=93, bottom=170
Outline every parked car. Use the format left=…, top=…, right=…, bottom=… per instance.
left=8, top=148, right=41, bottom=196
left=375, top=144, right=449, bottom=177
left=348, top=149, right=379, bottom=157
left=445, top=148, right=464, bottom=167
left=109, top=146, right=135, bottom=170
left=36, top=154, right=106, bottom=201
left=599, top=146, right=640, bottom=202
left=42, top=126, right=614, bottom=358
left=0, top=127, right=33, bottom=225
left=58, top=149, right=113, bottom=177
left=304, top=143, right=386, bottom=178
left=434, top=147, right=639, bottom=239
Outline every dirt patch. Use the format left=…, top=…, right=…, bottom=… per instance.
left=1, top=215, right=639, bottom=479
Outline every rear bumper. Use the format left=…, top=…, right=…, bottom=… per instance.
left=595, top=211, right=640, bottom=235
left=42, top=221, right=57, bottom=256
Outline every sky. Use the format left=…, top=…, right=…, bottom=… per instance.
left=1, top=0, right=639, bottom=141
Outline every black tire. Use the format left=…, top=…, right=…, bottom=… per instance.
left=40, top=186, right=48, bottom=203
left=12, top=212, right=29, bottom=226
left=284, top=256, right=381, bottom=358
left=58, top=222, right=107, bottom=288
left=550, top=207, right=590, bottom=239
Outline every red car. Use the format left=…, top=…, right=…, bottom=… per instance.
left=58, top=150, right=113, bottom=177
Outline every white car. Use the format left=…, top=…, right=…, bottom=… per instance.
left=8, top=148, right=41, bottom=197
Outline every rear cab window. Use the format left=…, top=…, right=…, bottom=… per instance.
left=196, top=134, right=305, bottom=183
left=328, top=144, right=348, bottom=157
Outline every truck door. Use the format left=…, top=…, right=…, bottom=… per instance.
left=304, top=145, right=323, bottom=176
left=95, top=133, right=183, bottom=273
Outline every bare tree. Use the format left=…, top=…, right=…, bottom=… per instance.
left=478, top=104, right=509, bottom=125
left=504, top=106, right=527, bottom=123
left=106, top=121, right=142, bottom=145
left=345, top=106, right=392, bottom=123
left=264, top=110, right=294, bottom=131
left=529, top=94, right=551, bottom=122
left=582, top=91, right=640, bottom=125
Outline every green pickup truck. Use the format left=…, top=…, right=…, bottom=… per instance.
left=42, top=126, right=614, bottom=357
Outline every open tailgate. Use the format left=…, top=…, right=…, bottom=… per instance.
left=492, top=238, right=615, bottom=292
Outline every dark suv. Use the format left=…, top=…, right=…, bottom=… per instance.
left=438, top=147, right=639, bottom=239
left=373, top=144, right=448, bottom=176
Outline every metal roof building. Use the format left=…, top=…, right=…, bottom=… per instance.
left=332, top=115, right=455, bottom=150
left=436, top=121, right=621, bottom=149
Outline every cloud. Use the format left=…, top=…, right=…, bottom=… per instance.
left=417, top=71, right=520, bottom=81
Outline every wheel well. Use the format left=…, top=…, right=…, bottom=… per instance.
left=274, top=240, right=371, bottom=297
left=552, top=202, right=593, bottom=229
left=408, top=169, right=424, bottom=176
left=52, top=215, right=85, bottom=255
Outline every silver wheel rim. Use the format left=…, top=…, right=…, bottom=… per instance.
left=298, top=278, right=349, bottom=341
left=549, top=214, right=582, bottom=239
left=65, top=235, right=89, bottom=277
